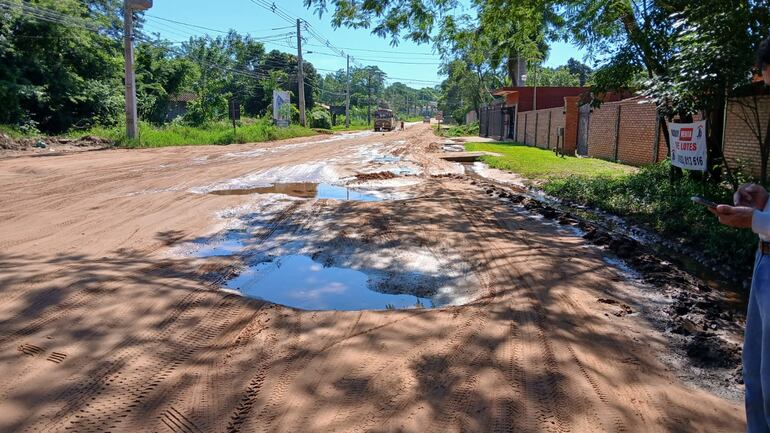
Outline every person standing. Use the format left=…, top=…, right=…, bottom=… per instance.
left=713, top=36, right=770, bottom=433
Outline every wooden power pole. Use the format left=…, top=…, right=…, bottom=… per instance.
left=345, top=54, right=350, bottom=128
left=296, top=19, right=306, bottom=127
left=367, top=68, right=372, bottom=125
left=123, top=0, right=152, bottom=140
left=123, top=4, right=138, bottom=140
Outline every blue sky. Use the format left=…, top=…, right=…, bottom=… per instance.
left=143, top=0, right=588, bottom=88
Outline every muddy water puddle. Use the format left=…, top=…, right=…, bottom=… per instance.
left=227, top=255, right=431, bottom=310
left=209, top=182, right=382, bottom=201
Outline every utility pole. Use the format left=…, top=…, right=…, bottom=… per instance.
left=345, top=54, right=351, bottom=128
left=296, top=19, right=306, bottom=127
left=367, top=68, right=372, bottom=125
left=123, top=3, right=138, bottom=140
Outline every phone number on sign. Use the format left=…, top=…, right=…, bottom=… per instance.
left=676, top=154, right=704, bottom=166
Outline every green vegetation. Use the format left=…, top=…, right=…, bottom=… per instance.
left=0, top=2, right=437, bottom=147
left=465, top=142, right=635, bottom=179
left=466, top=140, right=755, bottom=278
left=544, top=163, right=757, bottom=278
left=77, top=119, right=315, bottom=148
left=0, top=124, right=35, bottom=140
left=442, top=122, right=479, bottom=138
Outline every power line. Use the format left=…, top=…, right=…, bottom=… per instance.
left=355, top=57, right=442, bottom=65
left=145, top=14, right=232, bottom=35
left=305, top=42, right=440, bottom=56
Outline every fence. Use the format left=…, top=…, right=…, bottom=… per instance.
left=723, top=95, right=770, bottom=178
left=479, top=102, right=507, bottom=140
left=485, top=91, right=770, bottom=176
left=582, top=98, right=667, bottom=166
left=516, top=107, right=565, bottom=150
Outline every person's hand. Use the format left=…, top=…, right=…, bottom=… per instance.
left=734, top=183, right=769, bottom=210
left=711, top=205, right=755, bottom=228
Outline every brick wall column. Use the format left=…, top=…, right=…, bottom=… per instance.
left=563, top=96, right=579, bottom=154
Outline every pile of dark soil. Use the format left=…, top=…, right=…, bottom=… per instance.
left=0, top=133, right=113, bottom=152
left=355, top=171, right=398, bottom=181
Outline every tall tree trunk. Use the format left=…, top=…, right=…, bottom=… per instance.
left=760, top=116, right=770, bottom=185
left=705, top=95, right=725, bottom=183
left=619, top=12, right=665, bottom=77
left=507, top=51, right=521, bottom=86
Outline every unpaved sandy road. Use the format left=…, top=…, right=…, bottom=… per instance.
left=0, top=124, right=744, bottom=432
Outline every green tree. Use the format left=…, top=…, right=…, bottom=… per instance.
left=527, top=65, right=581, bottom=87
left=0, top=0, right=125, bottom=132
left=566, top=58, right=592, bottom=86
left=135, top=40, right=195, bottom=124
left=303, top=0, right=556, bottom=86
left=643, top=0, right=770, bottom=181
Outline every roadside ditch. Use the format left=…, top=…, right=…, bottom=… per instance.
left=443, top=166, right=745, bottom=400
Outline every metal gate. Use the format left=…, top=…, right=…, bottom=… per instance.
left=577, top=103, right=591, bottom=156
left=479, top=106, right=489, bottom=137
left=478, top=102, right=508, bottom=140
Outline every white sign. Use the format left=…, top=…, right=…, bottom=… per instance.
left=669, top=120, right=707, bottom=171
left=273, top=90, right=291, bottom=127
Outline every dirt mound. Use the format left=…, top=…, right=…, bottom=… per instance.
left=355, top=171, right=398, bottom=181
left=0, top=133, right=113, bottom=155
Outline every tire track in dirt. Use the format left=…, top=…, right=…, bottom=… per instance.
left=552, top=289, right=674, bottom=432
left=449, top=191, right=579, bottom=433
left=218, top=201, right=327, bottom=433
left=489, top=191, right=665, bottom=431
left=50, top=296, right=245, bottom=432
left=144, top=200, right=313, bottom=433
left=20, top=288, right=213, bottom=432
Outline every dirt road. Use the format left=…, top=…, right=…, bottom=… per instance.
left=0, top=124, right=744, bottom=432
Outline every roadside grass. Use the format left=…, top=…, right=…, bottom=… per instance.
left=77, top=118, right=316, bottom=148
left=465, top=142, right=635, bottom=180
left=0, top=124, right=38, bottom=139
left=544, top=162, right=756, bottom=280
left=441, top=122, right=479, bottom=138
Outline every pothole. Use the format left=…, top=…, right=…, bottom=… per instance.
left=225, top=254, right=432, bottom=311
left=208, top=182, right=383, bottom=201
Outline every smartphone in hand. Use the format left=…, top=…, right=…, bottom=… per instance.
left=691, top=196, right=718, bottom=209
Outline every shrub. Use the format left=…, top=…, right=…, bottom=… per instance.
left=544, top=161, right=757, bottom=280
left=309, top=107, right=332, bottom=129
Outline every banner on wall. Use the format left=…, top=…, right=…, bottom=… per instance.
left=669, top=120, right=707, bottom=171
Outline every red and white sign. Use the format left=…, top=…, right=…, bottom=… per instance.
left=669, top=120, right=707, bottom=171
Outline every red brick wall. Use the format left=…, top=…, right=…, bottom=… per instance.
left=586, top=104, right=618, bottom=161
left=516, top=107, right=565, bottom=149
left=508, top=94, right=770, bottom=173
left=723, top=95, right=770, bottom=178
left=584, top=98, right=664, bottom=166
left=616, top=102, right=661, bottom=166
left=524, top=112, right=537, bottom=146
left=564, top=96, right=580, bottom=154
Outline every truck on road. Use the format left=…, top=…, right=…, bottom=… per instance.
left=374, top=109, right=396, bottom=132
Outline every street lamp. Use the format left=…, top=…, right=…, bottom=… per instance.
left=124, top=0, right=152, bottom=140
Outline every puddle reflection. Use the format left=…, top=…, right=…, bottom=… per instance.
left=227, top=255, right=432, bottom=311
left=209, top=182, right=382, bottom=201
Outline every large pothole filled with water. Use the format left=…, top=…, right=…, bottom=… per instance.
left=209, top=182, right=384, bottom=201
left=175, top=195, right=477, bottom=311
left=225, top=254, right=432, bottom=310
